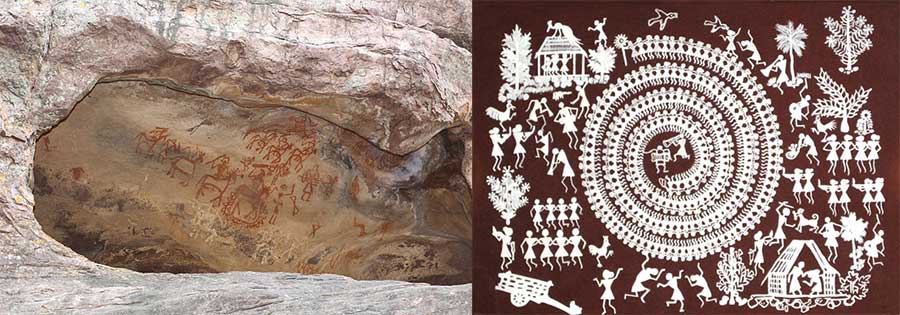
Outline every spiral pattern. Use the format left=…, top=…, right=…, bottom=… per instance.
left=579, top=35, right=783, bottom=261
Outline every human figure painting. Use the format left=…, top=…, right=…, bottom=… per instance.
left=473, top=2, right=898, bottom=314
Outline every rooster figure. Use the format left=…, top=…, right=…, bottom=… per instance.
left=812, top=116, right=836, bottom=139
left=486, top=101, right=516, bottom=131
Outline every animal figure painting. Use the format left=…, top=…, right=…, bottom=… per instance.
left=474, top=3, right=896, bottom=315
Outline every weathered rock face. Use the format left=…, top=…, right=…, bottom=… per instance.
left=34, top=81, right=471, bottom=283
left=0, top=0, right=471, bottom=312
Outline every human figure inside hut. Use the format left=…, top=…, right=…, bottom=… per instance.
left=788, top=261, right=806, bottom=295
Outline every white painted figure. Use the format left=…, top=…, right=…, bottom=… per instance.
left=624, top=255, right=665, bottom=303
left=658, top=270, right=685, bottom=313
left=593, top=268, right=623, bottom=315
left=521, top=230, right=539, bottom=271
left=492, top=226, right=515, bottom=270
left=687, top=263, right=717, bottom=308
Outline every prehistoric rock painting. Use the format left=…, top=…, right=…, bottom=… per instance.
left=32, top=81, right=471, bottom=284
left=133, top=116, right=324, bottom=229
left=474, top=2, right=896, bottom=314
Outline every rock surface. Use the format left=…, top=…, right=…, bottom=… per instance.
left=0, top=0, right=472, bottom=313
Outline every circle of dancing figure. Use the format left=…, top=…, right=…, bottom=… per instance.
left=822, top=134, right=840, bottom=175
left=817, top=217, right=843, bottom=262
left=624, top=255, right=664, bottom=303
left=568, top=228, right=586, bottom=269
left=539, top=229, right=554, bottom=270
left=568, top=197, right=582, bottom=228
left=839, top=135, right=855, bottom=173
left=520, top=230, right=539, bottom=272
left=593, top=267, right=623, bottom=315
left=554, top=230, right=570, bottom=269
left=531, top=199, right=544, bottom=231
left=855, top=135, right=869, bottom=173
left=556, top=198, right=570, bottom=227
left=658, top=270, right=685, bottom=313
left=489, top=127, right=511, bottom=171
left=687, top=263, right=717, bottom=308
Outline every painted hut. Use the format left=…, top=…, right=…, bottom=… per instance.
left=535, top=34, right=587, bottom=78
left=763, top=240, right=840, bottom=296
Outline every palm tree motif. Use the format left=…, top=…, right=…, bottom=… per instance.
left=839, top=212, right=868, bottom=253
left=775, top=21, right=808, bottom=83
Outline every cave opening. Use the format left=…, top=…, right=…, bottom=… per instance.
left=32, top=80, right=472, bottom=284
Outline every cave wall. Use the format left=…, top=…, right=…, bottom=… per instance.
left=34, top=81, right=471, bottom=283
left=0, top=0, right=471, bottom=312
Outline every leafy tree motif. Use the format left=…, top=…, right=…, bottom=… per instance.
left=499, top=25, right=533, bottom=102
left=812, top=68, right=871, bottom=132
left=716, top=247, right=754, bottom=306
left=824, top=6, right=874, bottom=74
left=840, top=212, right=868, bottom=255
left=587, top=46, right=617, bottom=76
left=775, top=21, right=808, bottom=82
left=486, top=167, right=531, bottom=225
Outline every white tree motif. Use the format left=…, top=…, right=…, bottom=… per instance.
left=716, top=248, right=754, bottom=306
left=812, top=68, right=871, bottom=133
left=499, top=25, right=533, bottom=102
left=587, top=46, right=617, bottom=75
left=486, top=167, right=531, bottom=225
left=824, top=6, right=874, bottom=74
left=775, top=21, right=808, bottom=83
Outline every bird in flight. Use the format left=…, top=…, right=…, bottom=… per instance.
left=648, top=8, right=678, bottom=31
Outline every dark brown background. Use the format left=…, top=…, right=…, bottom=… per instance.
left=473, top=1, right=899, bottom=314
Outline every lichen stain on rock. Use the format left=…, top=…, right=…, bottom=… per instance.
left=33, top=81, right=470, bottom=284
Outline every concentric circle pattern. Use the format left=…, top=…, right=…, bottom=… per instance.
left=579, top=35, right=783, bottom=261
